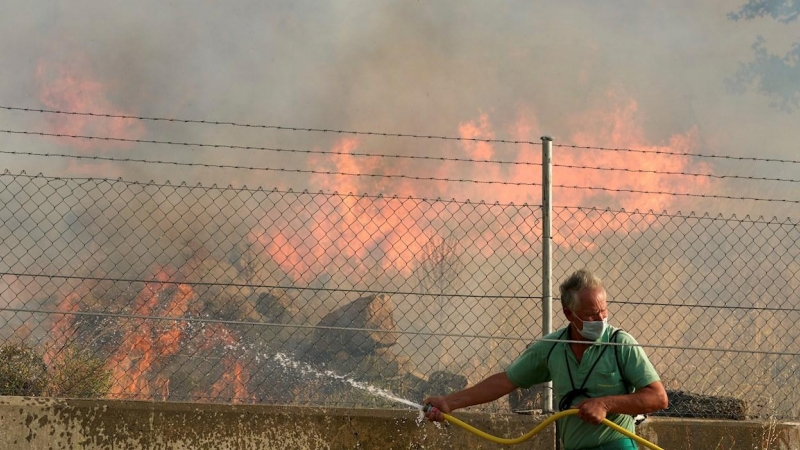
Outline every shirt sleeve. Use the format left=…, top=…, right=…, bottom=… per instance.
left=505, top=339, right=553, bottom=389
left=616, top=331, right=660, bottom=389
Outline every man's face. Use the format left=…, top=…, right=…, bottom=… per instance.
left=565, top=287, right=608, bottom=330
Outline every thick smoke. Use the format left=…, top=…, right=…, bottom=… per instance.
left=0, top=1, right=797, bottom=217
left=1, top=1, right=800, bottom=417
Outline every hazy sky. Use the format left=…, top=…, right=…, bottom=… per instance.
left=1, top=0, right=799, bottom=218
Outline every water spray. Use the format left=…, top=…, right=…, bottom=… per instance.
left=272, top=352, right=423, bottom=409
left=422, top=404, right=664, bottom=449
left=272, top=352, right=662, bottom=448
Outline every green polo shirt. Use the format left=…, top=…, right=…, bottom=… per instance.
left=506, top=326, right=660, bottom=450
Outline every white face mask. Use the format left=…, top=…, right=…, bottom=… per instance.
left=573, top=314, right=607, bottom=341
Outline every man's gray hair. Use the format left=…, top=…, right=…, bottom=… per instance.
left=559, top=269, right=604, bottom=310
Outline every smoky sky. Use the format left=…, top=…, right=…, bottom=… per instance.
left=1, top=0, right=799, bottom=218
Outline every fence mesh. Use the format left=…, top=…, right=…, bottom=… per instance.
left=1, top=171, right=798, bottom=420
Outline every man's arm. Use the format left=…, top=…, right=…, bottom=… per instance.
left=576, top=381, right=669, bottom=425
left=423, top=372, right=518, bottom=422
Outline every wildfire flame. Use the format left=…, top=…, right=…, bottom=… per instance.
left=107, top=268, right=194, bottom=399
left=256, top=92, right=715, bottom=279
left=101, top=266, right=258, bottom=402
left=35, top=59, right=145, bottom=153
left=206, top=358, right=251, bottom=404
left=252, top=138, right=428, bottom=281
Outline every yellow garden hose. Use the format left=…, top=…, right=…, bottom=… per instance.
left=428, top=407, right=664, bottom=450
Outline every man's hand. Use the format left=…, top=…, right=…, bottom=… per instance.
left=421, top=372, right=518, bottom=423
left=422, top=396, right=452, bottom=422
left=576, top=397, right=609, bottom=425
left=574, top=382, right=668, bottom=424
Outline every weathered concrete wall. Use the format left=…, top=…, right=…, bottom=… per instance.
left=0, top=396, right=553, bottom=449
left=638, top=417, right=800, bottom=450
left=2, top=396, right=800, bottom=449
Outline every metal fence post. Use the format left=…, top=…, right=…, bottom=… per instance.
left=541, top=136, right=553, bottom=413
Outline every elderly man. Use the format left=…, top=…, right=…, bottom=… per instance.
left=424, top=269, right=668, bottom=450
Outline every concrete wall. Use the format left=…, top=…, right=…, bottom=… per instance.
left=0, top=396, right=553, bottom=449
left=2, top=396, right=799, bottom=449
left=638, top=417, right=800, bottom=450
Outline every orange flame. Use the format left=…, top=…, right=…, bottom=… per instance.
left=206, top=358, right=251, bottom=403
left=107, top=268, right=195, bottom=399
left=35, top=59, right=145, bottom=152
left=255, top=138, right=428, bottom=281
left=253, top=194, right=428, bottom=281
left=458, top=113, right=496, bottom=161
left=255, top=92, right=716, bottom=280
left=552, top=96, right=712, bottom=248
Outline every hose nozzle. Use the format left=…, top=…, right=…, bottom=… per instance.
left=422, top=403, right=433, bottom=413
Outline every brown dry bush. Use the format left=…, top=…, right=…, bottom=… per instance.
left=0, top=342, right=112, bottom=398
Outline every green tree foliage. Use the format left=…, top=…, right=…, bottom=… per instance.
left=728, top=0, right=800, bottom=111
left=730, top=0, right=800, bottom=23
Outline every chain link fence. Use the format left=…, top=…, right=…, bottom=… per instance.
left=1, top=171, right=798, bottom=420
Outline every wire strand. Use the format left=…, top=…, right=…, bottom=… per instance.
left=0, top=128, right=540, bottom=167
left=555, top=143, right=800, bottom=165
left=3, top=105, right=795, bottom=165
left=5, top=129, right=799, bottom=185
left=0, top=105, right=540, bottom=145
left=3, top=306, right=796, bottom=357
left=0, top=148, right=542, bottom=187
left=3, top=149, right=799, bottom=203
left=0, top=271, right=540, bottom=300
left=555, top=204, right=799, bottom=224
left=551, top=183, right=800, bottom=204
left=0, top=170, right=539, bottom=207
left=2, top=272, right=796, bottom=313
left=554, top=162, right=800, bottom=184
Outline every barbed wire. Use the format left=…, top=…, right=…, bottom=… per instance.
left=2, top=149, right=799, bottom=204
left=0, top=170, right=538, bottom=207
left=4, top=129, right=800, bottom=185
left=3, top=170, right=800, bottom=216
left=0, top=129, right=539, bottom=167
left=2, top=105, right=797, bottom=164
left=0, top=105, right=539, bottom=145
left=0, top=148, right=543, bottom=187
left=556, top=205, right=799, bottom=225
left=555, top=143, right=800, bottom=165
left=555, top=161, right=800, bottom=184
left=553, top=183, right=800, bottom=204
